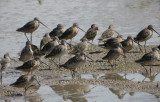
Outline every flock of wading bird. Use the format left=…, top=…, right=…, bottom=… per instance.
left=1, top=17, right=160, bottom=95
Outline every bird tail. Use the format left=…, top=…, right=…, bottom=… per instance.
left=16, top=28, right=22, bottom=32
left=10, top=83, right=16, bottom=87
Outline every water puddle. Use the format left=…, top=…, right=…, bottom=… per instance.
left=1, top=85, right=160, bottom=102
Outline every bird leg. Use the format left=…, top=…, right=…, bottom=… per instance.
left=149, top=66, right=152, bottom=76
left=137, top=42, right=143, bottom=53
left=108, top=61, right=114, bottom=69
left=144, top=41, right=147, bottom=53
left=114, top=60, right=117, bottom=69
left=24, top=33, right=29, bottom=41
left=24, top=87, right=27, bottom=96
left=71, top=70, right=75, bottom=78
left=0, top=70, right=2, bottom=85
left=142, top=65, right=148, bottom=73
left=30, top=33, right=33, bottom=42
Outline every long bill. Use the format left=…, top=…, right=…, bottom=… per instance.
left=153, top=29, right=160, bottom=37
left=133, top=40, right=143, bottom=47
left=34, top=77, right=40, bottom=86
left=84, top=54, right=94, bottom=62
left=78, top=27, right=86, bottom=33
left=39, top=60, right=51, bottom=69
left=115, top=31, right=120, bottom=35
left=39, top=21, right=49, bottom=29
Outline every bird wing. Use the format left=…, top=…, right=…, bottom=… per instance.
left=11, top=75, right=27, bottom=85
left=41, top=42, right=52, bottom=52
left=136, top=29, right=151, bottom=40
left=59, top=27, right=73, bottom=40
left=22, top=21, right=36, bottom=31
left=101, top=29, right=115, bottom=39
left=140, top=52, right=153, bottom=61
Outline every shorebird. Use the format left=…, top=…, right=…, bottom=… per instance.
left=19, top=41, right=33, bottom=62
left=135, top=47, right=160, bottom=73
left=49, top=24, right=65, bottom=39
left=69, top=38, right=88, bottom=55
left=45, top=40, right=68, bottom=65
left=40, top=33, right=51, bottom=50
left=98, top=24, right=120, bottom=42
left=16, top=57, right=40, bottom=75
left=81, top=24, right=99, bottom=43
left=10, top=75, right=40, bottom=96
left=0, top=53, right=11, bottom=84
left=99, top=35, right=123, bottom=50
left=121, top=36, right=134, bottom=54
left=59, top=52, right=87, bottom=78
left=59, top=23, right=85, bottom=42
left=16, top=17, right=48, bottom=42
left=102, top=43, right=124, bottom=69
left=41, top=36, right=59, bottom=55
left=134, top=25, right=160, bottom=52
left=31, top=44, right=44, bottom=58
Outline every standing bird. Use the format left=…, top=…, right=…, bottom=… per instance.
left=16, top=57, right=40, bottom=75
left=31, top=44, right=44, bottom=58
left=16, top=17, right=48, bottom=42
left=41, top=36, right=59, bottom=55
left=99, top=35, right=123, bottom=50
left=135, top=47, right=160, bottom=74
left=40, top=33, right=51, bottom=50
left=81, top=24, right=99, bottom=43
left=121, top=36, right=134, bottom=54
left=45, top=40, right=68, bottom=65
left=19, top=41, right=33, bottom=62
left=0, top=53, right=11, bottom=84
left=69, top=38, right=88, bottom=55
left=98, top=24, right=120, bottom=42
left=134, top=25, right=160, bottom=52
left=10, top=75, right=40, bottom=96
left=59, top=23, right=85, bottom=42
left=59, top=52, right=87, bottom=78
left=49, top=24, right=65, bottom=39
left=102, top=43, right=124, bottom=69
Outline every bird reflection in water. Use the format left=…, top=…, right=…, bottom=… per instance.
left=50, top=84, right=90, bottom=102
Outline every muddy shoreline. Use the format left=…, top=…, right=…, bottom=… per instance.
left=1, top=45, right=160, bottom=98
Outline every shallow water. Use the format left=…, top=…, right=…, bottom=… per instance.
left=1, top=0, right=160, bottom=102
left=0, top=0, right=160, bottom=57
left=1, top=73, right=160, bottom=102
left=0, top=84, right=160, bottom=102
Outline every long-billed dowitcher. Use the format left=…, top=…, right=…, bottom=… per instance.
left=59, top=23, right=85, bottom=42
left=0, top=53, right=11, bottom=84
left=45, top=40, right=68, bottom=65
left=40, top=33, right=51, bottom=50
left=31, top=44, right=44, bottom=58
left=10, top=75, right=40, bottom=96
left=102, top=43, right=124, bottom=69
left=121, top=36, right=134, bottom=54
left=81, top=24, right=99, bottom=43
left=49, top=24, right=65, bottom=39
left=135, top=47, right=160, bottom=73
left=69, top=38, right=88, bottom=55
left=16, top=17, right=48, bottom=42
left=98, top=24, right=120, bottom=42
left=16, top=57, right=40, bottom=75
left=59, top=52, right=87, bottom=78
left=99, top=35, right=123, bottom=50
left=134, top=25, right=160, bottom=52
left=41, top=36, right=59, bottom=55
left=19, top=41, right=33, bottom=62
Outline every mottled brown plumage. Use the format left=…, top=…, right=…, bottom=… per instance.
left=40, top=33, right=51, bottom=50
left=59, top=52, right=87, bottom=78
left=49, top=24, right=65, bottom=39
left=99, top=35, right=123, bottom=50
left=98, top=24, right=119, bottom=41
left=81, top=24, right=99, bottom=42
left=16, top=17, right=48, bottom=42
left=121, top=36, right=134, bottom=53
left=16, top=58, right=40, bottom=74
left=59, top=23, right=79, bottom=41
